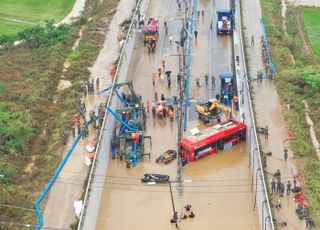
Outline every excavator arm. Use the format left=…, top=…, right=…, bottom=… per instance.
left=209, top=101, right=231, bottom=120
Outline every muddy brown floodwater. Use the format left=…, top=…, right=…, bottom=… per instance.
left=96, top=0, right=259, bottom=229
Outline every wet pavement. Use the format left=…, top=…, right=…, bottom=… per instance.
left=96, top=0, right=259, bottom=229
left=242, top=0, right=307, bottom=228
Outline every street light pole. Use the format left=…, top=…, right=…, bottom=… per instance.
left=168, top=181, right=178, bottom=228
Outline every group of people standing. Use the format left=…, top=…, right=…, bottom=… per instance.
left=83, top=78, right=100, bottom=96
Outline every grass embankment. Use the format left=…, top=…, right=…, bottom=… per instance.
left=302, top=8, right=320, bottom=63
left=0, top=0, right=76, bottom=35
left=260, top=0, right=320, bottom=223
left=0, top=0, right=119, bottom=227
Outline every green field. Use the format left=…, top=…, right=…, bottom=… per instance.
left=302, top=7, right=320, bottom=63
left=0, top=0, right=76, bottom=35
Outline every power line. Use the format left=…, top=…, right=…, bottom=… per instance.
left=41, top=179, right=263, bottom=194
left=54, top=176, right=262, bottom=188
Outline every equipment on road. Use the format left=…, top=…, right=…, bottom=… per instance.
left=105, top=81, right=151, bottom=168
left=141, top=173, right=170, bottom=183
left=219, top=74, right=234, bottom=106
left=195, top=99, right=231, bottom=124
left=179, top=119, right=246, bottom=165
left=156, top=150, right=177, bottom=164
left=143, top=17, right=159, bottom=53
left=216, top=10, right=234, bottom=35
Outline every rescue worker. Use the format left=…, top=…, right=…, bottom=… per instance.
left=216, top=93, right=220, bottom=101
left=161, top=94, right=165, bottom=101
left=211, top=75, right=215, bottom=87
left=146, top=101, right=150, bottom=113
left=194, top=30, right=198, bottom=40
left=284, top=147, right=288, bottom=162
left=96, top=77, right=100, bottom=89
left=195, top=78, right=200, bottom=88
left=154, top=92, right=158, bottom=102
left=164, top=18, right=168, bottom=34
left=184, top=204, right=192, bottom=211
left=169, top=109, right=174, bottom=122
left=163, top=106, right=167, bottom=117
left=62, top=129, right=68, bottom=145
left=158, top=66, right=162, bottom=78
left=274, top=169, right=281, bottom=181
left=241, top=112, right=245, bottom=123
left=168, top=78, right=171, bottom=89
left=71, top=126, right=75, bottom=138
left=264, top=125, right=269, bottom=140
left=271, top=178, right=276, bottom=194
left=233, top=95, right=239, bottom=111
left=152, top=73, right=156, bottom=86
left=286, top=180, right=291, bottom=195
left=83, top=84, right=87, bottom=96
left=293, top=177, right=297, bottom=188
left=77, top=124, right=81, bottom=136
left=204, top=74, right=209, bottom=86
left=276, top=180, right=281, bottom=194
left=280, top=183, right=285, bottom=197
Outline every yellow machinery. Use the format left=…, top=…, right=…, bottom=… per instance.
left=195, top=99, right=231, bottom=124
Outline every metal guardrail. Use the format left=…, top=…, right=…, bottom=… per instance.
left=77, top=0, right=148, bottom=229
left=233, top=0, right=275, bottom=229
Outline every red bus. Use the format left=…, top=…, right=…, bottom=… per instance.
left=179, top=119, right=246, bottom=164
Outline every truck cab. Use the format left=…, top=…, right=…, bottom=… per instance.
left=216, top=10, right=234, bottom=35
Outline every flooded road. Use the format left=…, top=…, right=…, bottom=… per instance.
left=96, top=0, right=259, bottom=229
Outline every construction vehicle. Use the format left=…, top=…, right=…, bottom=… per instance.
left=216, top=10, right=234, bottom=35
left=195, top=99, right=232, bottom=124
left=104, top=81, right=150, bottom=168
left=143, top=17, right=158, bottom=53
left=219, top=73, right=234, bottom=106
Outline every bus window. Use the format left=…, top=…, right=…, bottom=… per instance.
left=194, top=143, right=216, bottom=160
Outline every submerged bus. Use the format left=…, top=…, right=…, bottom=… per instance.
left=179, top=119, right=246, bottom=164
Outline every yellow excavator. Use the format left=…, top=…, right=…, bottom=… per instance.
left=195, top=99, right=232, bottom=124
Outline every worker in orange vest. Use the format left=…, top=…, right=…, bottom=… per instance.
left=168, top=109, right=174, bottom=122
left=152, top=73, right=156, bottom=86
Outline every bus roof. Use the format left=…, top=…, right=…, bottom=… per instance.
left=182, top=120, right=244, bottom=144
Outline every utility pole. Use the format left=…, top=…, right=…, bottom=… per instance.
left=168, top=181, right=178, bottom=228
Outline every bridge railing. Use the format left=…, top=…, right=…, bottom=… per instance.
left=232, top=0, right=275, bottom=229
